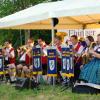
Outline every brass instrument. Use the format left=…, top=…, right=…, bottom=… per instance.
left=18, top=44, right=32, bottom=51
left=82, top=42, right=97, bottom=65
left=89, top=42, right=96, bottom=50
left=19, top=45, right=27, bottom=50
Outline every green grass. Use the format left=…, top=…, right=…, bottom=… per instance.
left=0, top=84, right=100, bottom=100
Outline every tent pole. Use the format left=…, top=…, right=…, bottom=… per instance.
left=25, top=30, right=30, bottom=44
left=83, top=29, right=85, bottom=37
left=51, top=18, right=56, bottom=86
left=83, top=24, right=86, bottom=38
left=51, top=18, right=55, bottom=46
left=20, top=30, right=22, bottom=46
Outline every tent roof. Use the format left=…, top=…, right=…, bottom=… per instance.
left=0, top=0, right=100, bottom=29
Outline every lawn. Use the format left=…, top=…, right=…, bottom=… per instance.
left=0, top=84, right=100, bottom=100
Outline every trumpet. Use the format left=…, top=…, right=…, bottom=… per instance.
left=18, top=44, right=33, bottom=54
left=19, top=45, right=27, bottom=50
left=17, top=45, right=28, bottom=54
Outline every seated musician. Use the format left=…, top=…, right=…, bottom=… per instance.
left=2, top=40, right=16, bottom=83
left=16, top=48, right=26, bottom=76
left=22, top=38, right=34, bottom=77
left=79, top=37, right=87, bottom=48
left=0, top=48, right=3, bottom=80
left=79, top=34, right=100, bottom=85
left=3, top=42, right=10, bottom=65
left=81, top=36, right=95, bottom=66
left=70, top=35, right=84, bottom=82
left=17, top=38, right=34, bottom=78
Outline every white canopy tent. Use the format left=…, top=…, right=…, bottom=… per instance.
left=1, top=0, right=100, bottom=86
left=0, top=0, right=100, bottom=30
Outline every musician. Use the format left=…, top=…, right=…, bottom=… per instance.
left=37, top=37, right=47, bottom=56
left=17, top=38, right=34, bottom=77
left=16, top=48, right=26, bottom=77
left=36, top=37, right=48, bottom=75
left=22, top=38, right=34, bottom=77
left=79, top=37, right=87, bottom=48
left=54, top=36, right=62, bottom=52
left=70, top=35, right=84, bottom=82
left=54, top=36, right=62, bottom=63
left=53, top=36, right=63, bottom=83
left=2, top=42, right=10, bottom=65
left=79, top=34, right=100, bottom=84
left=81, top=36, right=95, bottom=65
left=2, top=40, right=16, bottom=83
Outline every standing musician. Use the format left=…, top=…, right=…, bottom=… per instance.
left=54, top=32, right=68, bottom=84
left=70, top=35, right=84, bottom=82
left=53, top=36, right=62, bottom=83
left=2, top=40, right=16, bottom=83
left=54, top=35, right=68, bottom=84
left=54, top=32, right=67, bottom=56
left=54, top=36, right=62, bottom=56
left=36, top=37, right=48, bottom=75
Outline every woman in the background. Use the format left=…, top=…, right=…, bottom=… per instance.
left=81, top=36, right=95, bottom=65
left=79, top=34, right=100, bottom=84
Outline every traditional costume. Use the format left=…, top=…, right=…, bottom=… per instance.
left=8, top=47, right=15, bottom=64
left=79, top=45, right=100, bottom=84
left=36, top=42, right=47, bottom=75
left=21, top=45, right=33, bottom=78
left=73, top=42, right=84, bottom=81
left=6, top=47, right=16, bottom=82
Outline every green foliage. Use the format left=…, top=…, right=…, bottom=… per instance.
left=0, top=0, right=58, bottom=47
left=30, top=30, right=51, bottom=44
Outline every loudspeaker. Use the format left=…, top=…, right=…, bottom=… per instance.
left=72, top=85, right=100, bottom=94
left=15, top=77, right=30, bottom=89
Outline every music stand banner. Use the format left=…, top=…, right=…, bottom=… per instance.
left=61, top=47, right=70, bottom=77
left=69, top=45, right=74, bottom=77
left=32, top=48, right=42, bottom=75
left=0, top=56, right=4, bottom=75
left=47, top=49, right=57, bottom=77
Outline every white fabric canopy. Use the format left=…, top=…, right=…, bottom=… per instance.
left=0, top=0, right=100, bottom=29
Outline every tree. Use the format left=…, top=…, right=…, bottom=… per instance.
left=0, top=0, right=56, bottom=47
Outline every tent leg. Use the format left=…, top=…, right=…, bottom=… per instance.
left=51, top=18, right=55, bottom=46
left=51, top=18, right=56, bottom=86
left=83, top=29, right=85, bottom=37
left=20, top=30, right=22, bottom=46
left=25, top=30, right=30, bottom=44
